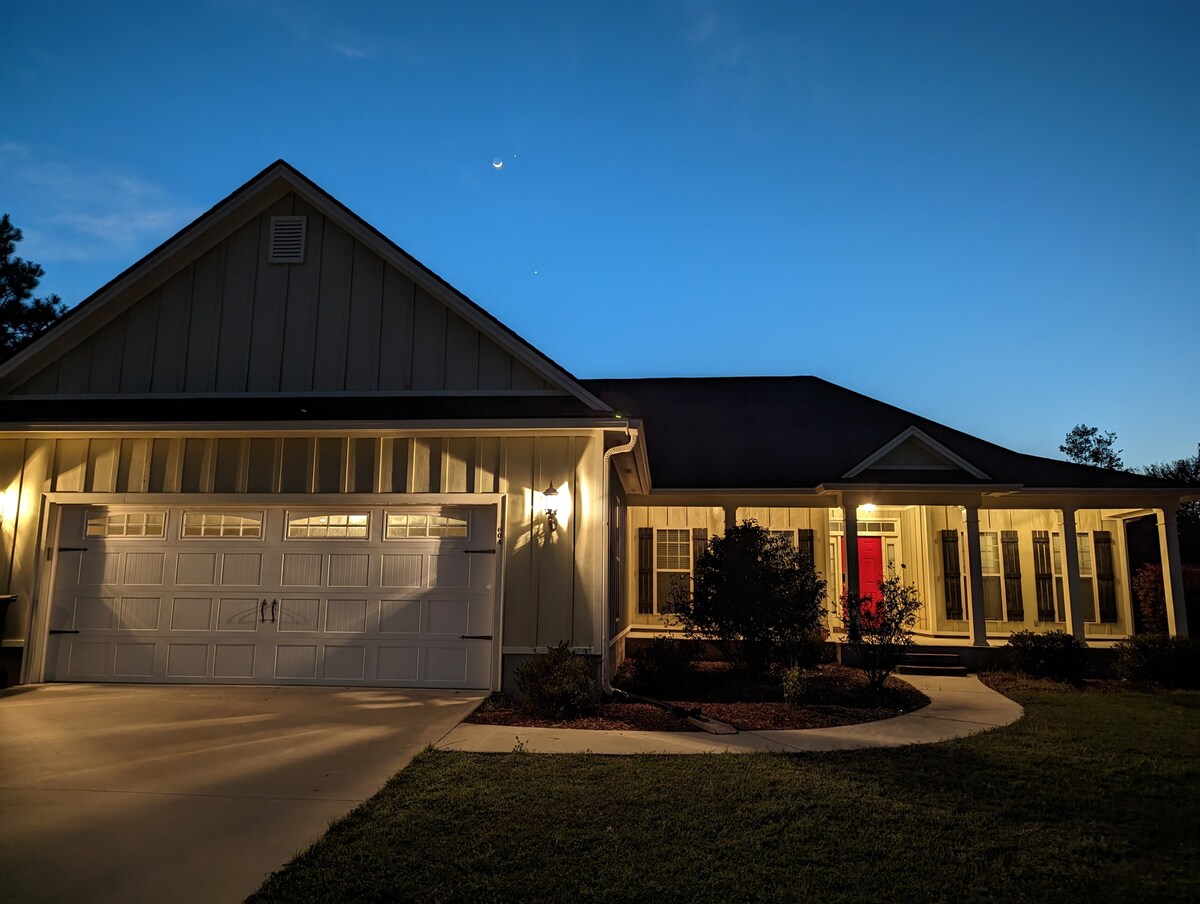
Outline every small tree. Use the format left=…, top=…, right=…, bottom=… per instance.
left=1060, top=424, right=1124, bottom=470
left=0, top=214, right=64, bottom=360
left=667, top=520, right=826, bottom=676
left=842, top=574, right=922, bottom=692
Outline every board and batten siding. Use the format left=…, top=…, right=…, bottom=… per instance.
left=0, top=432, right=602, bottom=663
left=13, top=192, right=555, bottom=396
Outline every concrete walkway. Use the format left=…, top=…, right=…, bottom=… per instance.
left=0, top=684, right=484, bottom=904
left=437, top=675, right=1022, bottom=755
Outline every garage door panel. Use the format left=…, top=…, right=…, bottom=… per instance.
left=324, top=645, right=366, bottom=680
left=217, top=597, right=262, bottom=631
left=328, top=555, right=369, bottom=587
left=167, top=643, right=209, bottom=677
left=282, top=554, right=323, bottom=586
left=279, top=598, right=319, bottom=632
left=213, top=644, right=255, bottom=678
left=220, top=554, right=262, bottom=585
left=118, top=597, right=161, bottom=631
left=114, top=642, right=156, bottom=677
left=176, top=553, right=217, bottom=585
left=381, top=555, right=422, bottom=587
left=77, top=553, right=119, bottom=586
left=379, top=599, right=420, bottom=633
left=48, top=504, right=497, bottom=688
left=171, top=597, right=215, bottom=631
left=326, top=598, right=367, bottom=633
left=123, top=553, right=165, bottom=585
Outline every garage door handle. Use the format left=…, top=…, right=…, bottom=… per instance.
left=460, top=634, right=493, bottom=640
left=260, top=600, right=266, bottom=623
left=464, top=549, right=496, bottom=554
left=58, top=546, right=89, bottom=553
left=49, top=629, right=80, bottom=635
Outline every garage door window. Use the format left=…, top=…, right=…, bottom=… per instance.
left=287, top=512, right=370, bottom=539
left=385, top=513, right=469, bottom=539
left=85, top=511, right=166, bottom=538
left=181, top=512, right=263, bottom=539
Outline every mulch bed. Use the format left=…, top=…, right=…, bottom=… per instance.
left=466, top=662, right=930, bottom=732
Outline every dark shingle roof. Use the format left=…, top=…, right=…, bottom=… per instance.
left=583, top=376, right=1187, bottom=493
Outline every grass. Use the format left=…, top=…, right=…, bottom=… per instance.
left=249, top=679, right=1200, bottom=903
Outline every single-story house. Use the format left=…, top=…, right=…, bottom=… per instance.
left=0, top=161, right=1191, bottom=691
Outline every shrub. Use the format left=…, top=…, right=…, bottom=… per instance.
left=774, top=664, right=808, bottom=706
left=514, top=642, right=599, bottom=718
left=1114, top=634, right=1200, bottom=688
left=842, top=575, right=922, bottom=692
left=630, top=636, right=699, bottom=689
left=666, top=520, right=826, bottom=676
left=1006, top=630, right=1087, bottom=683
left=1132, top=564, right=1168, bottom=634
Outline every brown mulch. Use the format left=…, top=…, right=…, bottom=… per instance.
left=466, top=663, right=930, bottom=733
left=978, top=671, right=1129, bottom=695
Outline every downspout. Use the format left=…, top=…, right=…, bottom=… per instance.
left=599, top=426, right=639, bottom=694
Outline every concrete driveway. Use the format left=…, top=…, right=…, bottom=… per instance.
left=0, top=683, right=484, bottom=903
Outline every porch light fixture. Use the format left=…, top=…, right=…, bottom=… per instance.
left=542, top=483, right=560, bottom=532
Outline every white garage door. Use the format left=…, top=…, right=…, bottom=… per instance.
left=45, top=504, right=498, bottom=688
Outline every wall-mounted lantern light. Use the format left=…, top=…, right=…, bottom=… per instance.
left=541, top=482, right=560, bottom=532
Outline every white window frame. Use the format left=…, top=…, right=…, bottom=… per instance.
left=179, top=511, right=265, bottom=540
left=285, top=511, right=372, bottom=541
left=384, top=510, right=471, bottom=540
left=654, top=528, right=692, bottom=614
left=84, top=509, right=168, bottom=540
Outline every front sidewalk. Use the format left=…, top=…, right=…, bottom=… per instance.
left=436, top=675, right=1023, bottom=755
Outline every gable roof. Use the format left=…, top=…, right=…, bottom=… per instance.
left=583, top=376, right=1189, bottom=493
left=0, top=160, right=612, bottom=412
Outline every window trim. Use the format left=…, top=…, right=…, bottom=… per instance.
left=654, top=528, right=692, bottom=614
left=285, top=510, right=373, bottom=541
left=179, top=510, right=265, bottom=541
left=84, top=509, right=168, bottom=540
left=383, top=510, right=471, bottom=541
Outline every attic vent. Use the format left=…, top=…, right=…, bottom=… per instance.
left=268, top=216, right=307, bottom=263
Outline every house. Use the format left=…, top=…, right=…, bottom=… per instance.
left=0, top=161, right=1191, bottom=691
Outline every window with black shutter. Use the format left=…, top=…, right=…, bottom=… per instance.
left=637, top=527, right=653, bottom=615
left=1032, top=531, right=1057, bottom=621
left=1001, top=531, right=1024, bottom=621
left=797, top=528, right=815, bottom=565
left=692, top=528, right=708, bottom=573
left=941, top=530, right=964, bottom=619
left=1094, top=530, right=1118, bottom=623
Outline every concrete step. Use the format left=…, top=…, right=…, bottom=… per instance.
left=900, top=652, right=963, bottom=667
left=896, top=664, right=970, bottom=677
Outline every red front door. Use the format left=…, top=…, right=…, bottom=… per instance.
left=841, top=536, right=885, bottom=599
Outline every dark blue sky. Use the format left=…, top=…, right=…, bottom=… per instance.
left=4, top=1, right=1197, bottom=466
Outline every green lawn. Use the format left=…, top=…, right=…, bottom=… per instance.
left=250, top=681, right=1199, bottom=903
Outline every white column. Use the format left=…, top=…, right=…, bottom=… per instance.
left=963, top=505, right=988, bottom=646
left=842, top=501, right=860, bottom=641
left=1157, top=508, right=1189, bottom=638
left=724, top=506, right=737, bottom=532
left=1058, top=508, right=1086, bottom=642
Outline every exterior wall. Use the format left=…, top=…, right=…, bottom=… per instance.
left=0, top=430, right=604, bottom=685
left=12, top=192, right=554, bottom=396
left=623, top=506, right=725, bottom=628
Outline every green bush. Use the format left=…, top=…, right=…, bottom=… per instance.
left=631, top=636, right=699, bottom=689
left=842, top=575, right=922, bottom=692
left=1006, top=630, right=1087, bottom=683
left=515, top=642, right=600, bottom=718
left=774, top=664, right=808, bottom=706
left=1114, top=634, right=1200, bottom=688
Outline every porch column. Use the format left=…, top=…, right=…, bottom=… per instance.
left=723, top=506, right=737, bottom=531
left=842, top=501, right=860, bottom=641
left=1058, top=508, right=1086, bottom=642
left=963, top=505, right=988, bottom=646
left=1157, top=508, right=1189, bottom=638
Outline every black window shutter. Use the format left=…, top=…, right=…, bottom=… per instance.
left=1094, top=531, right=1118, bottom=623
left=691, top=528, right=708, bottom=571
left=1032, top=531, right=1056, bottom=621
left=637, top=527, right=653, bottom=615
left=797, top=528, right=815, bottom=565
left=1001, top=531, right=1024, bottom=621
left=941, top=530, right=964, bottom=620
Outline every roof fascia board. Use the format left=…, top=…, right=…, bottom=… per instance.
left=0, top=169, right=293, bottom=390
left=277, top=166, right=613, bottom=413
left=0, top=418, right=623, bottom=436
left=8, top=389, right=573, bottom=401
left=841, top=426, right=990, bottom=480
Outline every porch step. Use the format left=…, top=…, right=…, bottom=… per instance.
left=895, top=651, right=969, bottom=677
